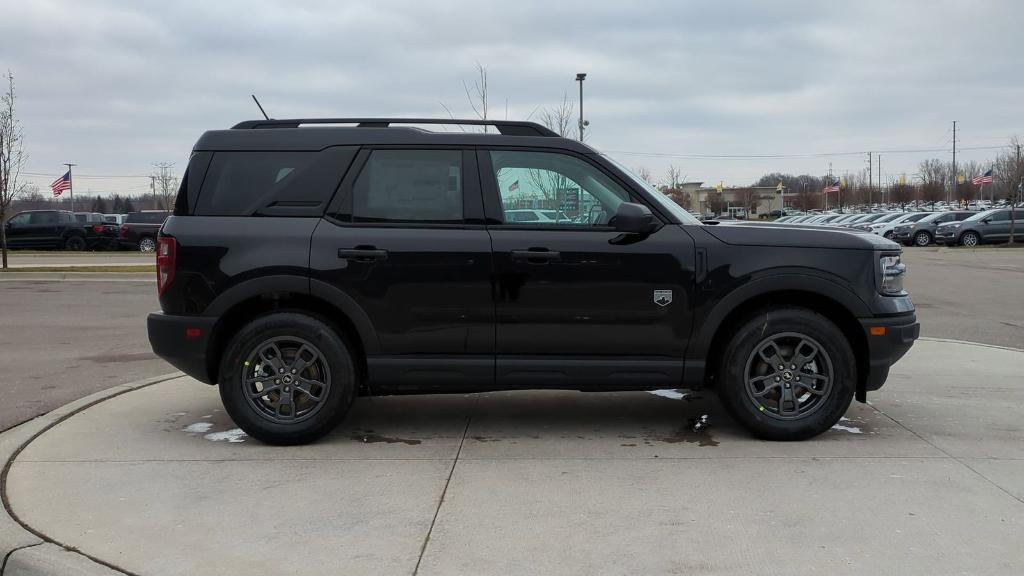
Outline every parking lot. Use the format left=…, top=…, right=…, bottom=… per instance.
left=1, top=247, right=1022, bottom=575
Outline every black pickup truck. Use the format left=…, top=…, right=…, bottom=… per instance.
left=119, top=211, right=169, bottom=252
left=148, top=117, right=919, bottom=445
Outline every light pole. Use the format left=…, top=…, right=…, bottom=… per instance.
left=575, top=73, right=587, bottom=142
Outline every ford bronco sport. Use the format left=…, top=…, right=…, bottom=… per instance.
left=148, top=118, right=919, bottom=445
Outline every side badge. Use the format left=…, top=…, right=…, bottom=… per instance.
left=653, top=289, right=673, bottom=307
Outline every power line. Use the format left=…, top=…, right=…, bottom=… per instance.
left=603, top=143, right=1009, bottom=161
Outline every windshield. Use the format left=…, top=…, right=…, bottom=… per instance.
left=599, top=155, right=702, bottom=225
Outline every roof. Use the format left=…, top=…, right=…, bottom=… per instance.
left=194, top=118, right=596, bottom=153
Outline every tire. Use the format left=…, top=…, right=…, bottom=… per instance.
left=913, top=231, right=931, bottom=246
left=138, top=236, right=157, bottom=252
left=218, top=312, right=357, bottom=445
left=63, top=235, right=86, bottom=251
left=883, top=231, right=894, bottom=240
left=717, top=307, right=856, bottom=441
left=959, top=231, right=980, bottom=247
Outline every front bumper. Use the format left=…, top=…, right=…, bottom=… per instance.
left=934, top=228, right=958, bottom=244
left=148, top=312, right=218, bottom=384
left=857, top=312, right=920, bottom=400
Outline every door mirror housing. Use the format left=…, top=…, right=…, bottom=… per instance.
left=612, top=202, right=657, bottom=234
left=981, top=218, right=991, bottom=224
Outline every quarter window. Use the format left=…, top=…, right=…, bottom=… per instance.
left=488, top=150, right=629, bottom=226
left=351, top=150, right=463, bottom=223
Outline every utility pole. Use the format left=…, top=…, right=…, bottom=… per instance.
left=878, top=154, right=883, bottom=206
left=575, top=73, right=587, bottom=142
left=867, top=152, right=872, bottom=208
left=64, top=163, right=76, bottom=214
left=1011, top=143, right=1021, bottom=245
left=951, top=120, right=957, bottom=206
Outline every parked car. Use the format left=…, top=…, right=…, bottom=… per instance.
left=861, top=212, right=933, bottom=239
left=935, top=208, right=1024, bottom=246
left=103, top=213, right=129, bottom=225
left=74, top=212, right=121, bottom=250
left=503, top=209, right=571, bottom=223
left=148, top=116, right=918, bottom=445
left=3, top=209, right=95, bottom=250
left=119, top=211, right=170, bottom=252
left=893, top=211, right=972, bottom=246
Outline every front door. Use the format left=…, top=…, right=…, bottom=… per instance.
left=310, top=148, right=494, bottom=390
left=4, top=212, right=31, bottom=247
left=479, top=149, right=696, bottom=388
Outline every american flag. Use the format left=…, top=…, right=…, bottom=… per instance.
left=508, top=180, right=519, bottom=193
left=971, top=169, right=993, bottom=186
left=823, top=178, right=840, bottom=193
left=50, top=171, right=71, bottom=196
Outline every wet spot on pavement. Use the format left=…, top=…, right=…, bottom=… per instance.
left=353, top=433, right=421, bottom=445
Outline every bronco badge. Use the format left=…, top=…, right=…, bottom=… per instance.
left=653, top=290, right=673, bottom=307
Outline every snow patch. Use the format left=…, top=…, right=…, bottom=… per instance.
left=648, top=389, right=689, bottom=400
left=204, top=428, right=248, bottom=443
left=183, top=422, right=213, bottom=433
left=831, top=424, right=863, bottom=434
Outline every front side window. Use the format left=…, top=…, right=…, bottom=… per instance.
left=7, top=213, right=30, bottom=226
left=351, top=150, right=463, bottom=223
left=488, top=150, right=629, bottom=226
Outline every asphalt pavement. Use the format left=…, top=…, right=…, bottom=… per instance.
left=2, top=252, right=154, bottom=268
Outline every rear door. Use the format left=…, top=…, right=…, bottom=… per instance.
left=479, top=148, right=695, bottom=388
left=310, top=147, right=494, bottom=389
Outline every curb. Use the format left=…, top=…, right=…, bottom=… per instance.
left=0, top=373, right=182, bottom=576
left=917, top=336, right=1024, bottom=353
left=0, top=273, right=153, bottom=282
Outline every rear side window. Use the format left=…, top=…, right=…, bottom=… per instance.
left=126, top=212, right=169, bottom=224
left=351, top=150, right=463, bottom=223
left=31, top=212, right=59, bottom=224
left=195, top=147, right=355, bottom=217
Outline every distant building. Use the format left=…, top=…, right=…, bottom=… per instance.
left=686, top=182, right=790, bottom=217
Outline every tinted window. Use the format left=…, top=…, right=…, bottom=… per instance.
left=489, top=150, right=630, bottom=226
left=903, top=213, right=931, bottom=222
left=74, top=213, right=87, bottom=223
left=955, top=212, right=972, bottom=221
left=126, top=212, right=169, bottom=224
left=351, top=150, right=463, bottom=223
left=196, top=148, right=353, bottom=217
left=988, top=211, right=1010, bottom=222
left=7, top=213, right=30, bottom=226
left=30, top=212, right=59, bottom=224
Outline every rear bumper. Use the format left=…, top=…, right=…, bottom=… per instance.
left=147, top=312, right=217, bottom=384
left=858, top=312, right=920, bottom=397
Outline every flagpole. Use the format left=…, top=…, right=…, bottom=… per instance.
left=64, top=163, right=76, bottom=214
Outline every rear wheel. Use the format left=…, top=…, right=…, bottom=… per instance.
left=63, top=235, right=86, bottom=251
left=717, top=307, right=856, bottom=441
left=218, top=312, right=357, bottom=445
left=959, top=231, right=980, bottom=247
left=138, top=237, right=156, bottom=252
left=913, top=231, right=931, bottom=246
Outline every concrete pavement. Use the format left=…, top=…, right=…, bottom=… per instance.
left=3, top=339, right=1022, bottom=575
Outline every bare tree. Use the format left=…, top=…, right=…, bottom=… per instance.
left=633, top=166, right=653, bottom=185
left=463, top=63, right=488, bottom=132
left=537, top=92, right=576, bottom=139
left=151, top=162, right=179, bottom=211
left=0, top=71, right=28, bottom=269
left=665, top=165, right=684, bottom=189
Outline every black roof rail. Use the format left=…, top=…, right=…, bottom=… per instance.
left=230, top=118, right=560, bottom=137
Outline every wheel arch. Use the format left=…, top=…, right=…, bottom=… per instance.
left=202, top=276, right=379, bottom=391
left=691, top=277, right=870, bottom=401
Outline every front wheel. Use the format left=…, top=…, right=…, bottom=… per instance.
left=959, top=231, right=980, bottom=247
left=717, top=307, right=856, bottom=441
left=63, top=235, right=86, bottom=251
left=883, top=231, right=894, bottom=240
left=218, top=312, right=357, bottom=445
left=914, top=231, right=931, bottom=246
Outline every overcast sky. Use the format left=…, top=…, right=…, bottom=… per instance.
left=2, top=0, right=1022, bottom=196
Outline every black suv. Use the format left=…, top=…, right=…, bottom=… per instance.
left=4, top=209, right=93, bottom=250
left=148, top=118, right=919, bottom=445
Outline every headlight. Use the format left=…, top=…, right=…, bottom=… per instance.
left=879, top=254, right=906, bottom=295
left=950, top=223, right=962, bottom=229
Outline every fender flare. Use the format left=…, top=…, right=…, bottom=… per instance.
left=688, top=272, right=871, bottom=361
left=203, top=275, right=381, bottom=356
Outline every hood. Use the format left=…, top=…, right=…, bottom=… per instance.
left=701, top=222, right=900, bottom=250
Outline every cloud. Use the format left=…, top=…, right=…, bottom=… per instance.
left=2, top=0, right=1022, bottom=194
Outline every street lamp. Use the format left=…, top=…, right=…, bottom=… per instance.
left=575, top=73, right=587, bottom=142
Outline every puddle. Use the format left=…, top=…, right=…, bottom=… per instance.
left=654, top=415, right=719, bottom=447
left=353, top=433, right=421, bottom=445
left=471, top=436, right=502, bottom=443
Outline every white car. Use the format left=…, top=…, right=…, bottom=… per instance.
left=864, top=212, right=933, bottom=239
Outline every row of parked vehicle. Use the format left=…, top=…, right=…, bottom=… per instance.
left=2, top=209, right=169, bottom=251
left=773, top=207, right=1024, bottom=246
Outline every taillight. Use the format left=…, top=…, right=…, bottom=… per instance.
left=156, top=235, right=176, bottom=294
left=120, top=224, right=128, bottom=236
left=92, top=224, right=104, bottom=233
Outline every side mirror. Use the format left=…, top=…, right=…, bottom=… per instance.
left=981, top=218, right=991, bottom=224
left=612, top=202, right=656, bottom=234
